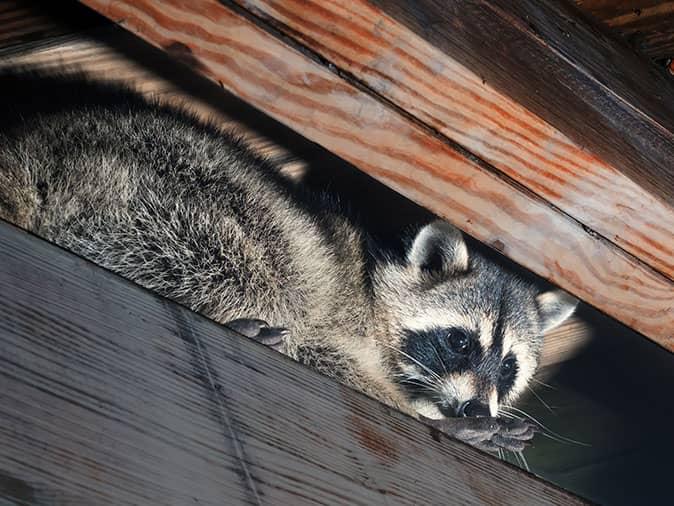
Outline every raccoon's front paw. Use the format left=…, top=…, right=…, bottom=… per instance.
left=420, top=415, right=535, bottom=453
left=489, top=418, right=536, bottom=452
left=225, top=318, right=288, bottom=352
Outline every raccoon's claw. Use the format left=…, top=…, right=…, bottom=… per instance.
left=490, top=433, right=528, bottom=452
left=420, top=415, right=535, bottom=453
left=226, top=318, right=288, bottom=351
left=498, top=418, right=537, bottom=439
left=421, top=415, right=499, bottom=444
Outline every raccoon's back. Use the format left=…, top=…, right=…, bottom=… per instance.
left=0, top=72, right=331, bottom=327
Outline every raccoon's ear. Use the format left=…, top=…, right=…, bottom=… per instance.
left=408, top=220, right=469, bottom=274
left=536, top=290, right=578, bottom=333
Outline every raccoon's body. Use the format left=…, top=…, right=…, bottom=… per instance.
left=0, top=72, right=576, bottom=451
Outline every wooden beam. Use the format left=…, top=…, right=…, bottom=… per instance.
left=364, top=0, right=674, bottom=208
left=75, top=0, right=674, bottom=348
left=0, top=220, right=586, bottom=504
left=236, top=0, right=674, bottom=282
left=572, top=0, right=674, bottom=60
left=0, top=0, right=104, bottom=51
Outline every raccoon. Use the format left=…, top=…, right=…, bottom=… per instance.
left=0, top=71, right=577, bottom=453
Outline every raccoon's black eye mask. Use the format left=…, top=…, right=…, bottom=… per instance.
left=497, top=354, right=518, bottom=398
left=401, top=327, right=481, bottom=377
left=398, top=327, right=519, bottom=399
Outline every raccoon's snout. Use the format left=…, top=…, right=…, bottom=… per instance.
left=440, top=399, right=490, bottom=418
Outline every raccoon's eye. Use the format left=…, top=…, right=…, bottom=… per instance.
left=500, top=356, right=517, bottom=381
left=447, top=329, right=472, bottom=355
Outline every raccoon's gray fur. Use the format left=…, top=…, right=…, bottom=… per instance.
left=0, top=71, right=576, bottom=452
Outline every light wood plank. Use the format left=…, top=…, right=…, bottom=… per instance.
left=76, top=0, right=674, bottom=348
left=0, top=220, right=586, bottom=504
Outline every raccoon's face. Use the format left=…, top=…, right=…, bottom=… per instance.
left=374, top=221, right=577, bottom=420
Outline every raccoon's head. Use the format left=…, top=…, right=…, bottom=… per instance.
left=374, top=220, right=577, bottom=420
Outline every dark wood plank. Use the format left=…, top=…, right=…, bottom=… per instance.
left=572, top=0, right=674, bottom=59
left=0, top=220, right=587, bottom=504
left=75, top=0, right=674, bottom=348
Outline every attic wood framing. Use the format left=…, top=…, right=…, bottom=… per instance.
left=0, top=219, right=586, bottom=505
left=571, top=0, right=674, bottom=60
left=77, top=0, right=674, bottom=349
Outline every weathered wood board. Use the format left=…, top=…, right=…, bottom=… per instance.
left=0, top=219, right=586, bottom=505
left=76, top=0, right=674, bottom=348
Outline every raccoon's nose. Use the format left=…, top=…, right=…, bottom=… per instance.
left=457, top=400, right=490, bottom=418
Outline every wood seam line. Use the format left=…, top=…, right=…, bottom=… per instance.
left=168, top=303, right=263, bottom=505
left=480, top=0, right=674, bottom=140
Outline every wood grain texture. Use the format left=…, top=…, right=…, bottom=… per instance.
left=572, top=0, right=674, bottom=59
left=538, top=317, right=593, bottom=369
left=236, top=0, right=674, bottom=281
left=366, top=0, right=674, bottom=211
left=0, top=219, right=587, bottom=505
left=76, top=0, right=674, bottom=348
left=0, top=24, right=312, bottom=179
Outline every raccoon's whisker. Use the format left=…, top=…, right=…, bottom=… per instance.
left=497, top=410, right=516, bottom=419
left=429, top=342, right=449, bottom=376
left=382, top=343, right=444, bottom=383
left=501, top=406, right=538, bottom=424
left=391, top=371, right=442, bottom=396
left=502, top=406, right=591, bottom=447
left=515, top=451, right=530, bottom=472
left=531, top=377, right=557, bottom=390
left=526, top=385, right=554, bottom=414
left=536, top=431, right=592, bottom=447
left=396, top=377, right=439, bottom=394
left=512, top=450, right=522, bottom=469
left=391, top=371, right=437, bottom=386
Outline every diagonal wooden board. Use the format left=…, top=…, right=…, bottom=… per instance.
left=76, top=0, right=674, bottom=348
left=0, top=219, right=586, bottom=504
left=240, top=0, right=674, bottom=282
